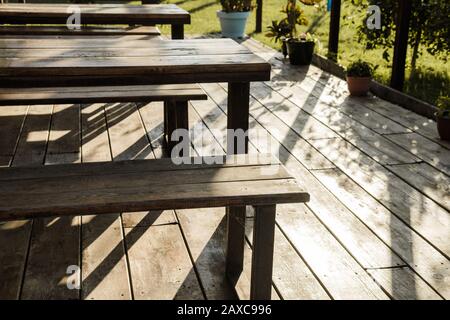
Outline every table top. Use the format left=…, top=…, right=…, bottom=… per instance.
left=0, top=38, right=271, bottom=86
left=0, top=3, right=190, bottom=25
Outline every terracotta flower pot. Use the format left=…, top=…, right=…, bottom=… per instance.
left=436, top=114, right=450, bottom=141
left=346, top=76, right=371, bottom=96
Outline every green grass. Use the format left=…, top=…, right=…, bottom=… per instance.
left=154, top=0, right=449, bottom=106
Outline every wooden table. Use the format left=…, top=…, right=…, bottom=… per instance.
left=0, top=37, right=271, bottom=153
left=0, top=3, right=190, bottom=39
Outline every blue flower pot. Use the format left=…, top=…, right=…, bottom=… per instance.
left=217, top=11, right=250, bottom=38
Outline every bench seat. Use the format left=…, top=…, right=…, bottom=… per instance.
left=0, top=25, right=161, bottom=36
left=0, top=154, right=309, bottom=299
left=0, top=84, right=207, bottom=106
left=0, top=154, right=308, bottom=219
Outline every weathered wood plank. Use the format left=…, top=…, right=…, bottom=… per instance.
left=0, top=85, right=206, bottom=106
left=0, top=3, right=190, bottom=25
left=12, top=104, right=53, bottom=167
left=125, top=223, right=204, bottom=300
left=0, top=105, right=27, bottom=158
left=176, top=208, right=238, bottom=300
left=309, top=137, right=450, bottom=258
left=276, top=203, right=388, bottom=299
left=250, top=82, right=339, bottom=140
left=81, top=214, right=131, bottom=300
left=387, top=162, right=450, bottom=211
left=312, top=167, right=449, bottom=299
left=0, top=220, right=32, bottom=299
left=46, top=104, right=80, bottom=164
left=105, top=102, right=152, bottom=161
left=21, top=216, right=80, bottom=299
left=385, top=132, right=450, bottom=176
left=0, top=26, right=161, bottom=36
left=359, top=96, right=450, bottom=150
left=81, top=103, right=111, bottom=163
left=367, top=267, right=442, bottom=300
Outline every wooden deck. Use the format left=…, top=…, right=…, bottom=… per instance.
left=0, top=38, right=448, bottom=300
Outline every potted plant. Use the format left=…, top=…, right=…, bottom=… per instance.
left=217, top=0, right=253, bottom=38
left=436, top=95, right=450, bottom=141
left=266, top=0, right=321, bottom=65
left=346, top=60, right=374, bottom=96
left=266, top=20, right=292, bottom=58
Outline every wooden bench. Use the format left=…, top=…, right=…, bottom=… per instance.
left=0, top=154, right=309, bottom=300
left=0, top=3, right=190, bottom=39
left=0, top=84, right=207, bottom=154
left=0, top=25, right=161, bottom=38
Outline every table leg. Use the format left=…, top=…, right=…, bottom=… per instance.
left=164, top=101, right=177, bottom=153
left=227, top=82, right=250, bottom=155
left=171, top=24, right=184, bottom=39
left=250, top=204, right=276, bottom=300
left=225, top=206, right=246, bottom=285
left=175, top=100, right=189, bottom=157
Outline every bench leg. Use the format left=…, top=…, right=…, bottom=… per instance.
left=171, top=24, right=184, bottom=39
left=175, top=100, right=189, bottom=157
left=227, top=82, right=250, bottom=154
left=225, top=206, right=246, bottom=285
left=250, top=204, right=276, bottom=300
left=164, top=100, right=189, bottom=157
left=164, top=101, right=176, bottom=153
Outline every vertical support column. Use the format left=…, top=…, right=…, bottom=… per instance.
left=164, top=101, right=177, bottom=153
left=171, top=24, right=184, bottom=40
left=255, top=0, right=263, bottom=33
left=227, top=82, right=250, bottom=155
left=225, top=206, right=247, bottom=285
left=175, top=100, right=189, bottom=157
left=164, top=100, right=189, bottom=157
left=327, top=0, right=341, bottom=61
left=250, top=204, right=276, bottom=300
left=390, top=0, right=412, bottom=91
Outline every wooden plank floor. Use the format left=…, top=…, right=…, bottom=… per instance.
left=0, top=37, right=448, bottom=300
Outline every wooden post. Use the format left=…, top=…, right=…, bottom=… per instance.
left=227, top=82, right=250, bottom=154
left=327, top=0, right=341, bottom=61
left=171, top=24, right=184, bottom=39
left=390, top=0, right=412, bottom=91
left=225, top=206, right=246, bottom=285
left=250, top=204, right=276, bottom=300
left=255, top=0, right=263, bottom=33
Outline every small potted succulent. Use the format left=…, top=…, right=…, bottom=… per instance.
left=217, top=0, right=253, bottom=38
left=346, top=60, right=374, bottom=96
left=436, top=95, right=450, bottom=141
left=266, top=0, right=321, bottom=65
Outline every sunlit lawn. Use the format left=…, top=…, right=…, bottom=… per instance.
left=154, top=0, right=449, bottom=105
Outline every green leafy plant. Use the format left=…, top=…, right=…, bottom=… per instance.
left=436, top=95, right=450, bottom=117
left=351, top=0, right=449, bottom=69
left=266, top=20, right=292, bottom=43
left=220, top=0, right=253, bottom=13
left=265, top=0, right=321, bottom=43
left=346, top=60, right=374, bottom=77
